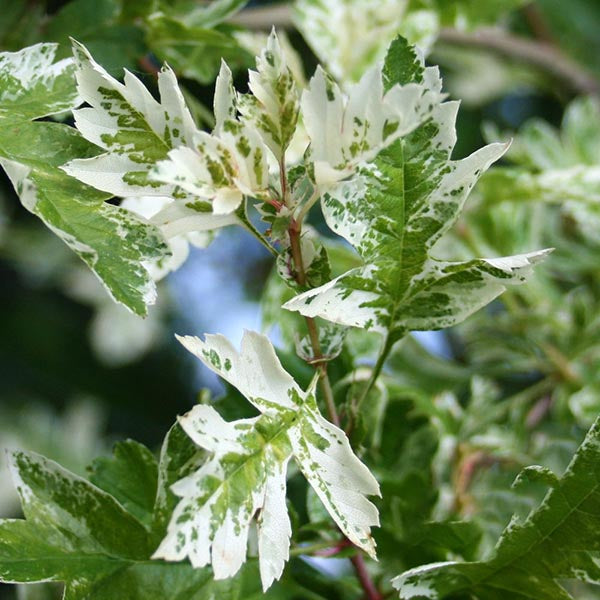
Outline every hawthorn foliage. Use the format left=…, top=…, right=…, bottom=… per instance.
left=1, top=1, right=599, bottom=599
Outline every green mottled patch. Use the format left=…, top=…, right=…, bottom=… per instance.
left=236, top=135, right=251, bottom=158
left=0, top=120, right=169, bottom=316
left=286, top=36, right=542, bottom=338
left=0, top=44, right=80, bottom=120
left=253, top=147, right=264, bottom=186
left=185, top=200, right=212, bottom=213
left=205, top=156, right=230, bottom=187
left=123, top=170, right=163, bottom=188
left=203, top=348, right=221, bottom=369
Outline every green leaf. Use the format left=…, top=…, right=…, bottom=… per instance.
left=158, top=0, right=249, bottom=29
left=154, top=331, right=380, bottom=591
left=45, top=0, right=146, bottom=75
left=117, top=0, right=158, bottom=22
left=88, top=440, right=159, bottom=529
left=0, top=119, right=169, bottom=316
left=433, top=0, right=527, bottom=28
left=65, top=562, right=237, bottom=600
left=0, top=445, right=243, bottom=598
left=146, top=15, right=253, bottom=85
left=0, top=43, right=80, bottom=119
left=284, top=36, right=550, bottom=340
left=392, top=417, right=600, bottom=599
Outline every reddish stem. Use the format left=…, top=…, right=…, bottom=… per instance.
left=264, top=196, right=284, bottom=211
left=315, top=538, right=352, bottom=557
left=350, top=554, right=383, bottom=600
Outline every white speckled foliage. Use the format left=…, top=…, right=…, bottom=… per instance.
left=62, top=40, right=240, bottom=254
left=284, top=38, right=551, bottom=341
left=154, top=331, right=380, bottom=591
left=0, top=43, right=170, bottom=316
left=63, top=40, right=197, bottom=198
left=0, top=21, right=562, bottom=600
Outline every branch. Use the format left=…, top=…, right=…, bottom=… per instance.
left=229, top=3, right=293, bottom=29
left=282, top=169, right=381, bottom=600
left=438, top=27, right=600, bottom=98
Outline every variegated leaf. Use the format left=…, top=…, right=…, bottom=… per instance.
left=300, top=54, right=442, bottom=186
left=62, top=40, right=197, bottom=198
left=154, top=330, right=380, bottom=590
left=61, top=40, right=243, bottom=250
left=0, top=43, right=81, bottom=120
left=237, top=29, right=300, bottom=160
left=0, top=445, right=243, bottom=598
left=120, top=196, right=227, bottom=280
left=479, top=96, right=600, bottom=243
left=392, top=417, right=600, bottom=600
left=284, top=37, right=550, bottom=339
left=295, top=322, right=346, bottom=363
left=0, top=42, right=170, bottom=316
left=151, top=60, right=270, bottom=214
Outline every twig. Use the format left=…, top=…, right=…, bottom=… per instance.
left=289, top=540, right=338, bottom=557
left=289, top=220, right=383, bottom=600
left=525, top=394, right=553, bottom=429
left=283, top=170, right=381, bottom=600
left=522, top=3, right=555, bottom=45
left=315, top=537, right=353, bottom=557
left=346, top=333, right=394, bottom=437
left=438, top=27, right=600, bottom=97
left=229, top=3, right=293, bottom=29
left=453, top=449, right=516, bottom=515
left=539, top=342, right=580, bottom=384
left=350, top=554, right=383, bottom=600
left=288, top=220, right=339, bottom=426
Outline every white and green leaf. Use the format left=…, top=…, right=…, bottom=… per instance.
left=0, top=43, right=171, bottom=316
left=300, top=58, right=442, bottom=186
left=479, top=96, right=600, bottom=242
left=154, top=330, right=380, bottom=590
left=0, top=43, right=81, bottom=120
left=0, top=447, right=245, bottom=599
left=294, top=0, right=439, bottom=83
left=1, top=450, right=151, bottom=589
left=392, top=416, right=600, bottom=600
left=151, top=59, right=271, bottom=214
left=237, top=29, right=300, bottom=161
left=285, top=37, right=550, bottom=338
left=59, top=40, right=242, bottom=267
left=62, top=39, right=197, bottom=198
